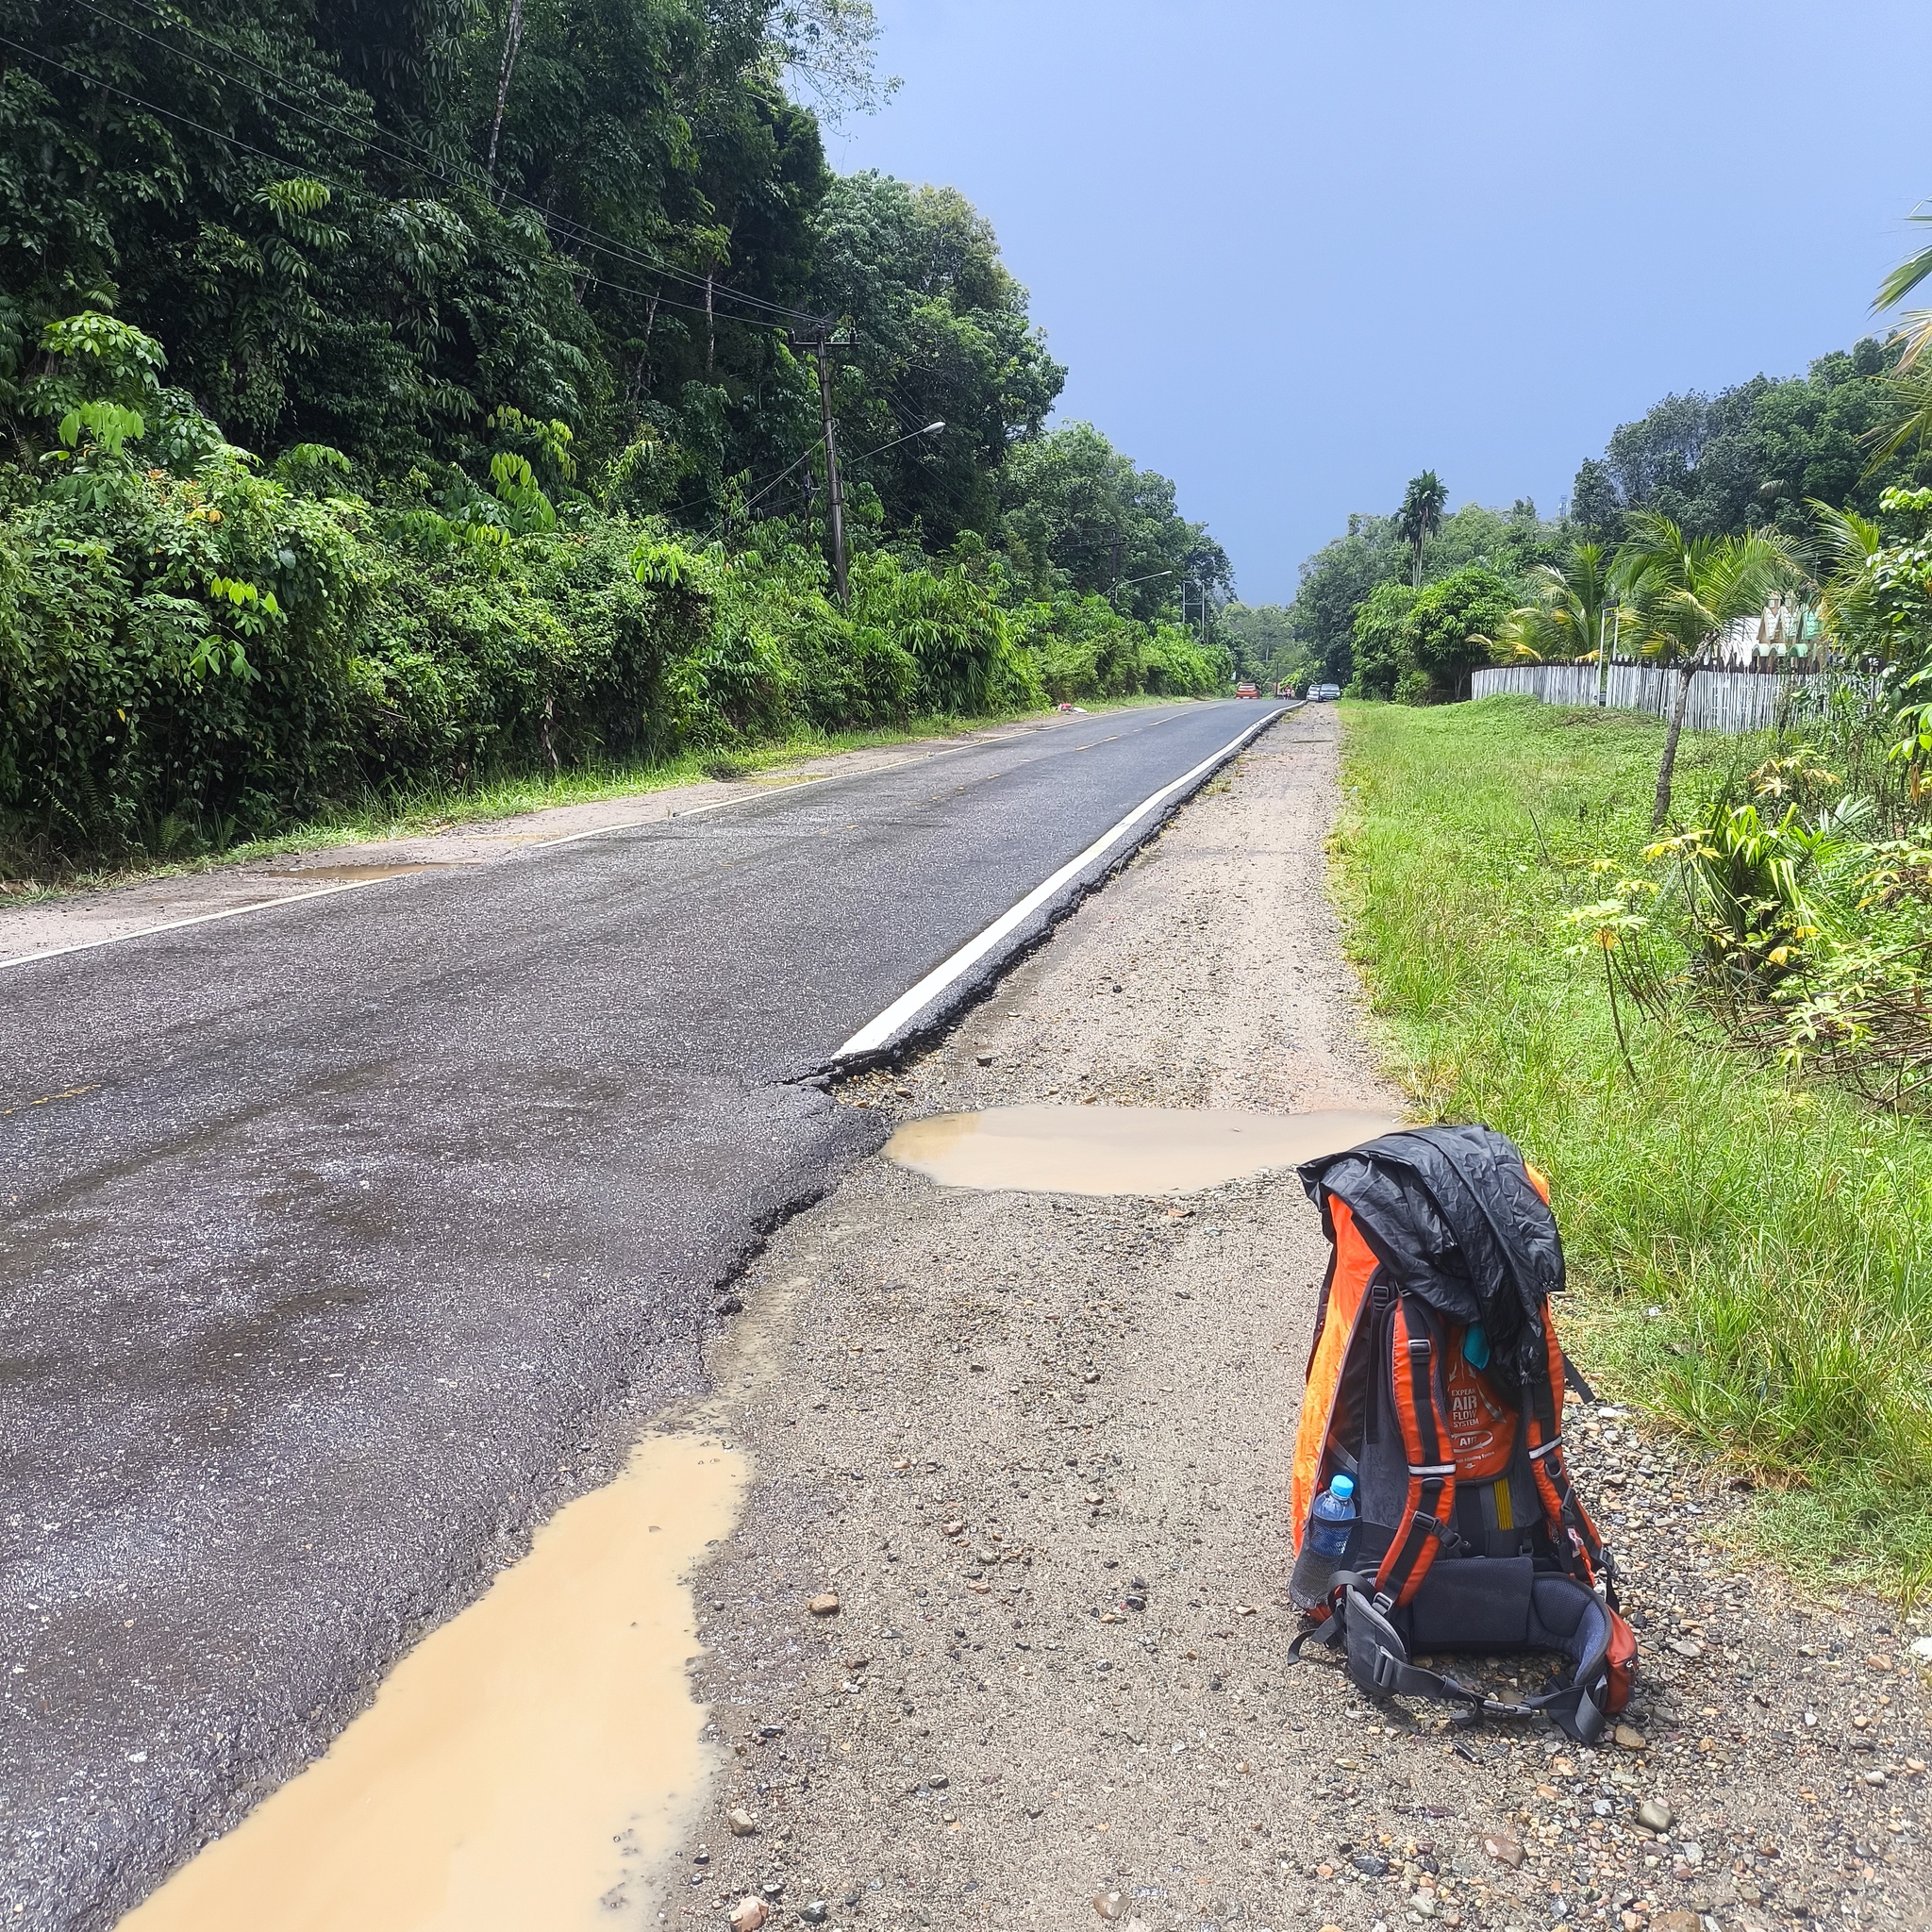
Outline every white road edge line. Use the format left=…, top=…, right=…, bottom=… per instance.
left=0, top=703, right=1227, bottom=972
left=834, top=706, right=1290, bottom=1061
left=516, top=705, right=1175, bottom=842
left=0, top=881, right=369, bottom=974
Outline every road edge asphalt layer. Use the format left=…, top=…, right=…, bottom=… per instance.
left=817, top=705, right=1297, bottom=1075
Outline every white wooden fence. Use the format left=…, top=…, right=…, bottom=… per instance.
left=1470, top=662, right=1832, bottom=733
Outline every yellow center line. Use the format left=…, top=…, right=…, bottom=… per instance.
left=0, top=1083, right=102, bottom=1119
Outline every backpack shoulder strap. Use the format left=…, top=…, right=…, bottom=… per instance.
left=1372, top=1293, right=1458, bottom=1610
left=1523, top=1318, right=1615, bottom=1600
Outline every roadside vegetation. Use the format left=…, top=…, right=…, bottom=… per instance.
left=0, top=693, right=1182, bottom=903
left=1335, top=695, right=1932, bottom=1602
left=0, top=4, right=1231, bottom=879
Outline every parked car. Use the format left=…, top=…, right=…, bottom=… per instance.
left=1309, top=683, right=1342, bottom=702
left=1235, top=682, right=1260, bottom=699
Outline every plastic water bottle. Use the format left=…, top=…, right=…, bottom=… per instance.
left=1291, top=1472, right=1357, bottom=1607
left=1308, top=1473, right=1357, bottom=1557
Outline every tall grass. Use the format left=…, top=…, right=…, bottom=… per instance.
left=1335, top=695, right=1932, bottom=1600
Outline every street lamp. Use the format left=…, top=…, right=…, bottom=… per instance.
left=1111, top=568, right=1174, bottom=606
left=852, top=422, right=945, bottom=465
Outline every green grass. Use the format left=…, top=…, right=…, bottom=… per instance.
left=0, top=692, right=1192, bottom=901
left=1334, top=695, right=1932, bottom=1602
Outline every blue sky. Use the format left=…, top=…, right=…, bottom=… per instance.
left=826, top=1, right=1932, bottom=604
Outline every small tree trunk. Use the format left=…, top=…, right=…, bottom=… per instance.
left=487, top=0, right=525, bottom=182
left=1651, top=657, right=1699, bottom=830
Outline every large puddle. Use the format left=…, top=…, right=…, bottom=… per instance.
left=122, top=1431, right=745, bottom=1932
left=886, top=1104, right=1398, bottom=1195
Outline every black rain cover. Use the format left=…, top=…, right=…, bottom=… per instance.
left=1298, top=1124, right=1564, bottom=1391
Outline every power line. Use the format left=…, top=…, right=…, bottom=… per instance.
left=4, top=33, right=795, bottom=339
left=38, top=4, right=828, bottom=330
left=80, top=0, right=823, bottom=324
left=0, top=30, right=305, bottom=172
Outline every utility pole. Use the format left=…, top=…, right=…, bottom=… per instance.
left=795, top=325, right=853, bottom=609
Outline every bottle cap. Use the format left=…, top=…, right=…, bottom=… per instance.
left=1330, top=1473, right=1355, bottom=1500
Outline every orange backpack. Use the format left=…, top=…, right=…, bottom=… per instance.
left=1287, top=1126, right=1637, bottom=1742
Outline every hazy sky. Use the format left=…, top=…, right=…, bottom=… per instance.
left=826, top=1, right=1932, bottom=604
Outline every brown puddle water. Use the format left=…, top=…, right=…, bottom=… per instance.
left=886, top=1104, right=1399, bottom=1196
left=121, top=1431, right=745, bottom=1932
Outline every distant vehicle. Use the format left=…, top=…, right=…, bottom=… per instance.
left=1235, top=683, right=1260, bottom=699
left=1274, top=681, right=1295, bottom=698
left=1310, top=683, right=1342, bottom=702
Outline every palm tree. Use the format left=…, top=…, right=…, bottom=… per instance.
left=1495, top=543, right=1624, bottom=702
left=1395, top=471, right=1448, bottom=589
left=1810, top=501, right=1883, bottom=657
left=1874, top=208, right=1932, bottom=371
left=1865, top=208, right=1932, bottom=467
left=1612, top=512, right=1804, bottom=829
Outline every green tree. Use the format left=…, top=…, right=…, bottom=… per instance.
left=1395, top=470, right=1448, bottom=588
left=1347, top=580, right=1418, bottom=700
left=1287, top=513, right=1404, bottom=685
left=998, top=423, right=1229, bottom=622
left=1613, top=511, right=1803, bottom=828
left=807, top=173, right=1063, bottom=545
left=1401, top=564, right=1514, bottom=701
left=1220, top=603, right=1311, bottom=689
left=1567, top=341, right=1924, bottom=545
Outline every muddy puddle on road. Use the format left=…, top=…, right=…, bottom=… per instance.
left=123, top=1432, right=744, bottom=1932
left=887, top=1104, right=1398, bottom=1196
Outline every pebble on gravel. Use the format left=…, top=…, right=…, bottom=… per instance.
left=727, top=1807, right=758, bottom=1837
left=1481, top=1831, right=1524, bottom=1869
left=1636, top=1798, right=1673, bottom=1833
left=808, top=1592, right=841, bottom=1616
left=1612, top=1724, right=1647, bottom=1751
left=729, top=1901, right=767, bottom=1932
left=1092, top=1890, right=1125, bottom=1920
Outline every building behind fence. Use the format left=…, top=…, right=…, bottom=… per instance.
left=1470, top=662, right=1839, bottom=733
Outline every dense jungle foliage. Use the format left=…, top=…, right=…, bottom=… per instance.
left=0, top=1, right=1232, bottom=867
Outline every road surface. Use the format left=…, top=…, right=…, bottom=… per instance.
left=0, top=699, right=1285, bottom=1928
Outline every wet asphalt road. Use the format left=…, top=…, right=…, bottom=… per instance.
left=0, top=700, right=1286, bottom=1928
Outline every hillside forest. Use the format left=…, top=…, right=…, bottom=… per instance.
left=0, top=0, right=1234, bottom=869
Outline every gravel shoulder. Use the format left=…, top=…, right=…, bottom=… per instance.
left=656, top=707, right=1931, bottom=1932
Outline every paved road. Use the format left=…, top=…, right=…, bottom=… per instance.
left=0, top=699, right=1287, bottom=1928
